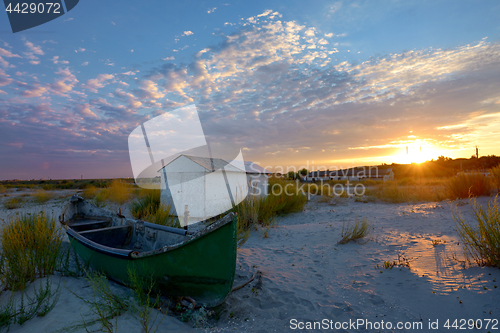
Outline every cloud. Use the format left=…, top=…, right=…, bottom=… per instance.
left=329, top=2, right=342, bottom=14
left=81, top=61, right=89, bottom=66
left=75, top=103, right=97, bottom=117
left=75, top=47, right=86, bottom=53
left=207, top=7, right=217, bottom=14
left=133, top=80, right=165, bottom=103
left=0, top=48, right=20, bottom=58
left=2, top=9, right=500, bottom=178
left=51, top=56, right=69, bottom=64
left=50, top=67, right=78, bottom=95
left=84, top=74, right=115, bottom=93
left=182, top=31, right=194, bottom=36
left=21, top=84, right=48, bottom=97
left=114, top=88, right=142, bottom=109
left=257, top=9, right=273, bottom=17
left=0, top=69, right=13, bottom=86
left=304, top=28, right=316, bottom=37
left=25, top=41, right=44, bottom=55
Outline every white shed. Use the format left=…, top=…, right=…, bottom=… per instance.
left=159, top=155, right=250, bottom=224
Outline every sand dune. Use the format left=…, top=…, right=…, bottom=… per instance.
left=1, top=190, right=499, bottom=332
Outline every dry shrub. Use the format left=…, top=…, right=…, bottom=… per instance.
left=105, top=180, right=131, bottom=205
left=81, top=185, right=100, bottom=199
left=32, top=190, right=54, bottom=204
left=446, top=173, right=491, bottom=199
left=0, top=185, right=5, bottom=194
left=453, top=196, right=500, bottom=267
left=0, top=213, right=63, bottom=290
left=2, top=197, right=24, bottom=210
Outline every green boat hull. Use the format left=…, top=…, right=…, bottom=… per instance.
left=64, top=200, right=237, bottom=307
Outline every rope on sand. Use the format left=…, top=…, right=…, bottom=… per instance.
left=231, top=271, right=260, bottom=292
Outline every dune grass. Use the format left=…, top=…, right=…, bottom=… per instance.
left=81, top=185, right=100, bottom=200
left=264, top=178, right=307, bottom=216
left=0, top=277, right=60, bottom=330
left=2, top=197, right=25, bottom=210
left=130, top=189, right=161, bottom=220
left=364, top=178, right=449, bottom=203
left=127, top=267, right=164, bottom=333
left=129, top=189, right=180, bottom=228
left=105, top=180, right=132, bottom=205
left=453, top=196, right=500, bottom=267
left=32, top=190, right=54, bottom=204
left=337, top=216, right=371, bottom=245
left=80, top=180, right=133, bottom=207
left=491, top=165, right=500, bottom=192
left=234, top=178, right=307, bottom=245
left=142, top=203, right=180, bottom=228
left=0, top=185, right=5, bottom=194
left=69, top=270, right=129, bottom=333
left=446, top=173, right=492, bottom=199
left=0, top=213, right=63, bottom=291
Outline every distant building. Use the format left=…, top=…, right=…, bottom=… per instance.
left=306, top=167, right=394, bottom=182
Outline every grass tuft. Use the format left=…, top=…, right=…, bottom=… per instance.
left=0, top=213, right=63, bottom=291
left=337, top=216, right=371, bottom=245
left=453, top=196, right=500, bottom=267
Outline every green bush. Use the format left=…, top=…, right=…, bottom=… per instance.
left=453, top=196, right=500, bottom=267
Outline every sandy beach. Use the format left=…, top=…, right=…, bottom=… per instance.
left=1, top=190, right=499, bottom=332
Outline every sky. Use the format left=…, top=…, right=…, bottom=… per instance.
left=1, top=0, right=500, bottom=179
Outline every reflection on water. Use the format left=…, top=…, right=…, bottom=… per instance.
left=389, top=232, right=491, bottom=295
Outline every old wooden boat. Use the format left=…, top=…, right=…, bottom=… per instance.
left=59, top=195, right=237, bottom=307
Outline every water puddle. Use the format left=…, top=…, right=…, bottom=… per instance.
left=386, top=232, right=494, bottom=295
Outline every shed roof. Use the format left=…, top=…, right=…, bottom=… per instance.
left=159, top=155, right=271, bottom=174
left=244, top=161, right=272, bottom=174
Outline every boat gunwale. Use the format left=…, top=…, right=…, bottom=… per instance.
left=129, top=212, right=236, bottom=258
left=67, top=227, right=133, bottom=259
left=63, top=196, right=236, bottom=260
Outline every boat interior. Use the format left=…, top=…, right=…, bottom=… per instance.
left=67, top=216, right=188, bottom=252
